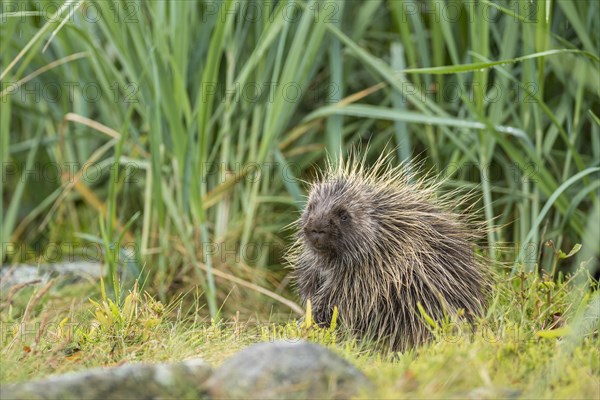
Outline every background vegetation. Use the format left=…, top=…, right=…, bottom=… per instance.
left=1, top=0, right=599, bottom=396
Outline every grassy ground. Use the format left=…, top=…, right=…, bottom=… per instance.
left=1, top=264, right=598, bottom=398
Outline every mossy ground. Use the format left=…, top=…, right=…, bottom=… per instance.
left=1, top=267, right=598, bottom=399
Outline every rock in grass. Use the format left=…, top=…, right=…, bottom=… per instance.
left=0, top=358, right=212, bottom=400
left=203, top=340, right=373, bottom=399
left=0, top=262, right=104, bottom=292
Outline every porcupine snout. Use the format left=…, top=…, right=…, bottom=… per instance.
left=303, top=215, right=334, bottom=253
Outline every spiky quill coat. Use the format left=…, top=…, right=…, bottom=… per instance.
left=287, top=154, right=491, bottom=351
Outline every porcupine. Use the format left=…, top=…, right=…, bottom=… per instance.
left=287, top=152, right=491, bottom=351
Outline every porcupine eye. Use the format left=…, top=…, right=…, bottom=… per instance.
left=337, top=209, right=350, bottom=222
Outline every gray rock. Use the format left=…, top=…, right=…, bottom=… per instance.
left=463, top=386, right=523, bottom=399
left=0, top=358, right=212, bottom=400
left=203, top=340, right=373, bottom=399
left=0, top=262, right=104, bottom=292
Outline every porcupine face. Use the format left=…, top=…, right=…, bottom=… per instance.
left=301, top=178, right=375, bottom=260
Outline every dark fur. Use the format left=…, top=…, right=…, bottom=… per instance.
left=287, top=154, right=491, bottom=351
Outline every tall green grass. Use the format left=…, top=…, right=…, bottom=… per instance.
left=2, top=0, right=599, bottom=318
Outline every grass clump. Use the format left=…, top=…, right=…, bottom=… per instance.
left=81, top=280, right=165, bottom=352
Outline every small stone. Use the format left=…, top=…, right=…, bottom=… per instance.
left=463, top=386, right=523, bottom=400
left=0, top=358, right=212, bottom=400
left=203, top=340, right=373, bottom=399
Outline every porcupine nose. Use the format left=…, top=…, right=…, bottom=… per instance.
left=305, top=218, right=331, bottom=250
left=310, top=228, right=327, bottom=242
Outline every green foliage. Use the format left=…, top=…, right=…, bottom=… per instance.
left=2, top=1, right=599, bottom=319
left=80, top=280, right=165, bottom=352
